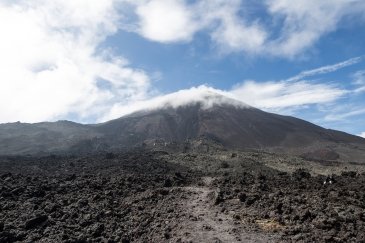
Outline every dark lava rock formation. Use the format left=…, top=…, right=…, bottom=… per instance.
left=214, top=170, right=365, bottom=242
left=0, top=151, right=194, bottom=242
left=0, top=150, right=364, bottom=242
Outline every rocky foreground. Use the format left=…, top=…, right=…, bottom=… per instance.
left=0, top=150, right=365, bottom=242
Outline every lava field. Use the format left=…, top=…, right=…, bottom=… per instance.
left=0, top=150, right=365, bottom=242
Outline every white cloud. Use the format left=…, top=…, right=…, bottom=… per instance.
left=0, top=0, right=152, bottom=123
left=359, top=132, right=365, bottom=138
left=264, top=0, right=352, bottom=57
left=135, top=0, right=199, bottom=43
left=206, top=1, right=267, bottom=54
left=100, top=57, right=356, bottom=121
left=122, top=0, right=365, bottom=57
left=101, top=85, right=249, bottom=121
left=124, top=0, right=267, bottom=54
left=352, top=70, right=365, bottom=93
left=101, top=79, right=347, bottom=121
left=287, top=56, right=363, bottom=82
left=1, top=1, right=364, bottom=125
left=324, top=108, right=365, bottom=121
left=230, top=80, right=346, bottom=112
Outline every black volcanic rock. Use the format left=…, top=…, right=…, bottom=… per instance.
left=0, top=149, right=365, bottom=242
left=25, top=215, right=48, bottom=229
left=0, top=92, right=365, bottom=161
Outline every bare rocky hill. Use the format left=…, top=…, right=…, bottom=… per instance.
left=96, top=103, right=365, bottom=162
left=1, top=92, right=365, bottom=162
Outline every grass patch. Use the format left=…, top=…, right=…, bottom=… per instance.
left=255, top=219, right=284, bottom=232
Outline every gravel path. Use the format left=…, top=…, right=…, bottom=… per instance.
left=175, top=177, right=276, bottom=243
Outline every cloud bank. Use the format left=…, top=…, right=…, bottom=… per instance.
left=101, top=80, right=347, bottom=122
left=230, top=81, right=346, bottom=112
left=0, top=0, right=364, bottom=131
left=0, top=0, right=152, bottom=123
left=122, top=0, right=365, bottom=58
left=101, top=57, right=358, bottom=121
left=102, top=85, right=249, bottom=121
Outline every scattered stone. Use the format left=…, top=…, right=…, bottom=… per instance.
left=238, top=193, right=247, bottom=202
left=91, top=223, right=105, bottom=237
left=163, top=178, right=173, bottom=187
left=25, top=215, right=48, bottom=230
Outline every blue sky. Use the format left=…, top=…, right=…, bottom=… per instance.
left=0, top=0, right=365, bottom=137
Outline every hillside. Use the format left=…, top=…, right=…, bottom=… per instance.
left=0, top=91, right=364, bottom=161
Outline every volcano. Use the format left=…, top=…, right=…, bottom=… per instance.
left=1, top=90, right=365, bottom=161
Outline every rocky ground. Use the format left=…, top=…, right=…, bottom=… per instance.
left=0, top=149, right=365, bottom=242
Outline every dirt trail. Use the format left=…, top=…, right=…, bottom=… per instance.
left=175, top=177, right=276, bottom=243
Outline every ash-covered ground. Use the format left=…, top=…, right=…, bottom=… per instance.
left=0, top=149, right=365, bottom=242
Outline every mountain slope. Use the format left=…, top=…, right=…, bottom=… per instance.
left=0, top=121, right=102, bottom=155
left=0, top=91, right=364, bottom=161
left=96, top=103, right=365, bottom=160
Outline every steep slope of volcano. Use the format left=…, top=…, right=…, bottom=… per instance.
left=96, top=102, right=365, bottom=160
